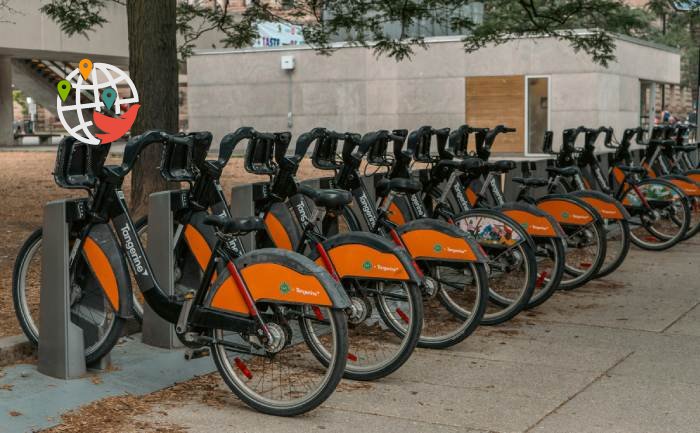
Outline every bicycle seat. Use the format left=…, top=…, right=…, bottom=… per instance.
left=203, top=215, right=265, bottom=235
left=376, top=177, right=422, bottom=197
left=617, top=165, right=647, bottom=174
left=486, top=160, right=516, bottom=173
left=546, top=166, right=578, bottom=177
left=436, top=158, right=483, bottom=173
left=512, top=177, right=549, bottom=188
left=459, top=158, right=485, bottom=172
left=673, top=145, right=697, bottom=153
left=297, top=185, right=352, bottom=210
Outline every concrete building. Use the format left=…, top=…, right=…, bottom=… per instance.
left=188, top=32, right=680, bottom=155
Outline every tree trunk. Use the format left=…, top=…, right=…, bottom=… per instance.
left=127, top=0, right=179, bottom=216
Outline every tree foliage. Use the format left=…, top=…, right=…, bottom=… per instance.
left=38, top=0, right=657, bottom=66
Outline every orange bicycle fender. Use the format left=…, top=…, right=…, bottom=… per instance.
left=82, top=223, right=132, bottom=318
left=685, top=170, right=700, bottom=185
left=498, top=202, right=565, bottom=239
left=395, top=219, right=486, bottom=263
left=207, top=249, right=350, bottom=315
left=568, top=190, right=631, bottom=220
left=308, top=232, right=420, bottom=283
left=665, top=176, right=700, bottom=197
left=536, top=195, right=598, bottom=226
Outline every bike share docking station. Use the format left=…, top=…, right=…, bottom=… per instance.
left=36, top=190, right=188, bottom=380
left=142, top=189, right=191, bottom=349
left=38, top=198, right=108, bottom=379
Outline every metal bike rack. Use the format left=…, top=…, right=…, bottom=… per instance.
left=37, top=199, right=88, bottom=379
left=230, top=182, right=269, bottom=251
left=142, top=190, right=185, bottom=349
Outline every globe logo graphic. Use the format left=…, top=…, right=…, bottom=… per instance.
left=57, top=62, right=140, bottom=145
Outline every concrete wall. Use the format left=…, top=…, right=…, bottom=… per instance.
left=0, top=0, right=128, bottom=65
left=188, top=34, right=680, bottom=153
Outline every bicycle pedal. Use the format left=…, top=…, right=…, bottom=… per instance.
left=184, top=347, right=210, bottom=361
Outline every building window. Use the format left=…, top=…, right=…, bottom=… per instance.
left=526, top=76, right=550, bottom=155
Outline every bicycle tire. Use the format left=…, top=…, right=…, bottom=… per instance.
left=212, top=307, right=348, bottom=416
left=626, top=179, right=691, bottom=251
left=527, top=237, right=565, bottom=309
left=596, top=219, right=631, bottom=278
left=12, top=228, right=125, bottom=363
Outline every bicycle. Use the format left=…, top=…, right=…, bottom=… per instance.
left=16, top=132, right=352, bottom=416
left=638, top=125, right=700, bottom=240
left=400, top=125, right=565, bottom=306
left=539, top=126, right=632, bottom=278
left=309, top=127, right=533, bottom=326
left=556, top=126, right=691, bottom=251
left=12, top=138, right=147, bottom=360
left=172, top=127, right=429, bottom=380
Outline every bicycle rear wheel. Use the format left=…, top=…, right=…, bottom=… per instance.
left=527, top=237, right=565, bottom=309
left=596, top=219, right=631, bottom=278
left=559, top=219, right=607, bottom=290
left=211, top=305, right=348, bottom=416
left=453, top=213, right=537, bottom=325
left=300, top=278, right=422, bottom=381
left=415, top=262, right=488, bottom=348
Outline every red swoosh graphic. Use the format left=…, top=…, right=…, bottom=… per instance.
left=93, top=104, right=140, bottom=144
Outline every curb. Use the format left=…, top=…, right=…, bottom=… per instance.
left=0, top=335, right=35, bottom=367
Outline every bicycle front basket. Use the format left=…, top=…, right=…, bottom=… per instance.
left=53, top=137, right=110, bottom=189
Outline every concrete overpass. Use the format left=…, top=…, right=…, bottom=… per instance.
left=0, top=0, right=128, bottom=145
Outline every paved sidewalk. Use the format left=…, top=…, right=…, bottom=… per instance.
left=135, top=238, right=700, bottom=433
left=2, top=238, right=699, bottom=432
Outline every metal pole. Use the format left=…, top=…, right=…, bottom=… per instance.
left=695, top=45, right=700, bottom=132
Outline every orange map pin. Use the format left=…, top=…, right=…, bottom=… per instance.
left=79, top=59, right=93, bottom=80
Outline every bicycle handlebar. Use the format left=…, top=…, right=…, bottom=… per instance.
left=121, top=130, right=191, bottom=175
left=218, top=127, right=255, bottom=166
left=294, top=127, right=326, bottom=158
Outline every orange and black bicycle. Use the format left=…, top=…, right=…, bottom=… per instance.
left=14, top=132, right=352, bottom=416
left=306, top=128, right=524, bottom=327
left=249, top=127, right=491, bottom=349
left=164, top=127, right=429, bottom=381
left=548, top=126, right=691, bottom=251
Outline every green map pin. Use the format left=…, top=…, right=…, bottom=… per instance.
left=57, top=80, right=71, bottom=101
left=101, top=88, right=117, bottom=110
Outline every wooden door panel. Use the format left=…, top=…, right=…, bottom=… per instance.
left=465, top=75, right=525, bottom=154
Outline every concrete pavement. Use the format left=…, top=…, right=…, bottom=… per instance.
left=1, top=238, right=698, bottom=432
left=135, top=238, right=700, bottom=433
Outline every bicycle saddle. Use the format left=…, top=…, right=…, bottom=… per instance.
left=546, top=166, right=578, bottom=176
left=617, top=165, right=647, bottom=174
left=511, top=177, right=549, bottom=188
left=486, top=160, right=516, bottom=173
left=297, top=184, right=352, bottom=210
left=203, top=215, right=266, bottom=235
left=673, top=145, right=697, bottom=153
left=375, top=177, right=422, bottom=197
left=437, top=158, right=484, bottom=173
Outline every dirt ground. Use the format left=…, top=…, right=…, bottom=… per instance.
left=0, top=151, right=328, bottom=339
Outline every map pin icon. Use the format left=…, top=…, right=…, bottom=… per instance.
left=101, top=88, right=117, bottom=110
left=57, top=80, right=71, bottom=102
left=79, top=59, right=93, bottom=80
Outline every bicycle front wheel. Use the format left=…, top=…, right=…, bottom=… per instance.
left=12, top=228, right=125, bottom=363
left=625, top=180, right=690, bottom=251
left=211, top=305, right=348, bottom=416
